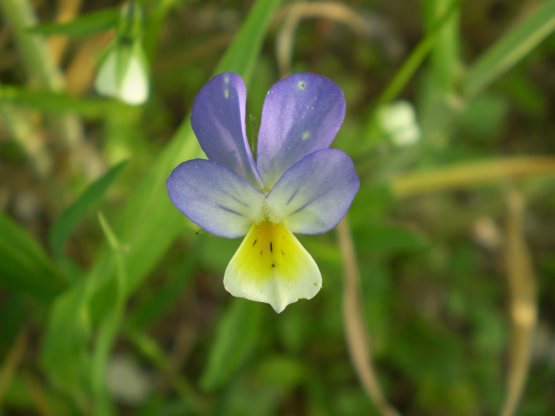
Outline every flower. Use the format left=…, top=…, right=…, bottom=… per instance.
left=94, top=38, right=149, bottom=105
left=167, top=73, right=359, bottom=312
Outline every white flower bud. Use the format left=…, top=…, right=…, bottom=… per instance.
left=379, top=100, right=421, bottom=146
left=95, top=40, right=149, bottom=105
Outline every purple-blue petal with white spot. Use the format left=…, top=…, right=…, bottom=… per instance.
left=266, top=149, right=359, bottom=234
left=167, top=159, right=265, bottom=238
left=256, top=73, right=346, bottom=188
left=191, top=73, right=262, bottom=188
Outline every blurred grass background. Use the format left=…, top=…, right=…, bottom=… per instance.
left=1, top=0, right=555, bottom=415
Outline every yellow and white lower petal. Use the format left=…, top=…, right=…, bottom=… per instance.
left=224, top=222, right=321, bottom=313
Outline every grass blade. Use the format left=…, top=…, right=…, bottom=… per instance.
left=91, top=212, right=126, bottom=416
left=0, top=213, right=61, bottom=302
left=49, top=161, right=127, bottom=258
left=200, top=300, right=264, bottom=391
left=27, top=7, right=119, bottom=38
left=0, top=86, right=137, bottom=119
left=463, top=1, right=555, bottom=98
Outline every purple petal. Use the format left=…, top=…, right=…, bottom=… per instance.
left=257, top=73, right=346, bottom=188
left=167, top=159, right=265, bottom=238
left=266, top=149, right=359, bottom=234
left=191, top=73, right=262, bottom=188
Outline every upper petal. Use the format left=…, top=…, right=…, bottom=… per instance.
left=191, top=73, right=262, bottom=188
left=167, top=159, right=265, bottom=238
left=266, top=149, right=359, bottom=234
left=256, top=73, right=346, bottom=188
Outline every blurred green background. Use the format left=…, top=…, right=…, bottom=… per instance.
left=1, top=0, right=555, bottom=414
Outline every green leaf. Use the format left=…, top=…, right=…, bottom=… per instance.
left=422, top=0, right=460, bottom=93
left=91, top=212, right=126, bottom=416
left=49, top=161, right=127, bottom=258
left=0, top=295, right=25, bottom=352
left=458, top=93, right=508, bottom=139
left=463, top=0, right=555, bottom=98
left=127, top=254, right=197, bottom=330
left=200, top=300, right=264, bottom=390
left=27, top=7, right=119, bottom=38
left=0, top=213, right=61, bottom=301
left=40, top=280, right=92, bottom=399
left=0, top=86, right=137, bottom=119
left=255, top=356, right=308, bottom=387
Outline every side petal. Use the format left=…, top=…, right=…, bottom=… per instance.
left=257, top=73, right=346, bottom=188
left=167, top=159, right=265, bottom=238
left=266, top=149, right=359, bottom=234
left=191, top=73, right=262, bottom=188
left=224, top=222, right=321, bottom=313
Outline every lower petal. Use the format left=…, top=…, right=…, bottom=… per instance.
left=223, top=222, right=321, bottom=313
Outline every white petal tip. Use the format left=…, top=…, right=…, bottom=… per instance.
left=225, top=279, right=322, bottom=313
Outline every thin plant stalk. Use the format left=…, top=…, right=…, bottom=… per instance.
left=501, top=191, right=537, bottom=416
left=337, top=218, right=399, bottom=416
left=275, top=2, right=385, bottom=76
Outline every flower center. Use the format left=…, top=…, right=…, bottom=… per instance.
left=259, top=200, right=278, bottom=223
left=237, top=221, right=296, bottom=280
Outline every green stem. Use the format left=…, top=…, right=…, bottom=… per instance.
left=422, top=0, right=460, bottom=94
left=373, top=0, right=461, bottom=108
left=462, top=0, right=555, bottom=99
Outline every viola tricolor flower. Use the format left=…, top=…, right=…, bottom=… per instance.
left=167, top=73, right=359, bottom=312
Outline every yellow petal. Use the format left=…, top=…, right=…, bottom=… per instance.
left=224, top=221, right=321, bottom=313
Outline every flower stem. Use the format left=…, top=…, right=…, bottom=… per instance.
left=501, top=191, right=537, bottom=416
left=337, top=218, right=399, bottom=416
